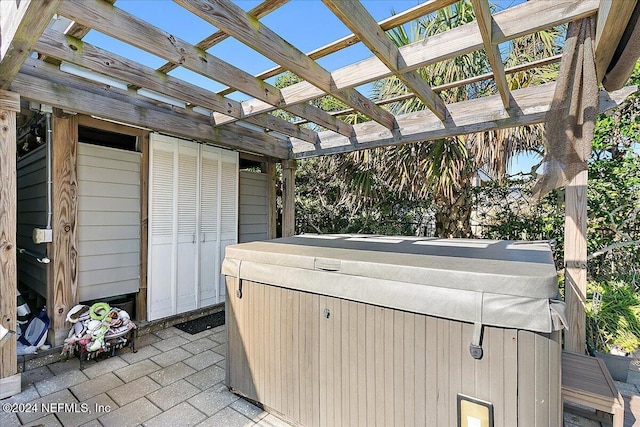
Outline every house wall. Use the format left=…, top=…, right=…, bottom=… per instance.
left=77, top=142, right=141, bottom=301
left=239, top=170, right=268, bottom=243
left=16, top=145, right=48, bottom=298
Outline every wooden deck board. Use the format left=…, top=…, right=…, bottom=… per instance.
left=562, top=351, right=625, bottom=427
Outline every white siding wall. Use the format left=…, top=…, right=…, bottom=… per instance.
left=16, top=146, right=48, bottom=297
left=77, top=143, right=141, bottom=301
left=239, top=170, right=268, bottom=243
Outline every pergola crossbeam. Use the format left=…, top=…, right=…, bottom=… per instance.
left=291, top=83, right=636, bottom=158
left=176, top=0, right=397, bottom=130
left=471, top=0, right=511, bottom=109
left=218, top=0, right=458, bottom=96
left=157, top=0, right=289, bottom=75
left=58, top=0, right=353, bottom=138
left=240, top=0, right=598, bottom=122
left=13, top=58, right=290, bottom=158
left=322, top=0, right=448, bottom=121
left=0, top=0, right=63, bottom=89
left=34, top=28, right=318, bottom=144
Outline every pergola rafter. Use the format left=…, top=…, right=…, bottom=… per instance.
left=176, top=0, right=398, bottom=131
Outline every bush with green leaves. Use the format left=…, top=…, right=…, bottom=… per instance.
left=586, top=279, right=640, bottom=354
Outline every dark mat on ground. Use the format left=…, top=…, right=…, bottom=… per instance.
left=174, top=311, right=225, bottom=335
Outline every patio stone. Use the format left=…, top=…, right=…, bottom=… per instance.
left=150, top=347, right=192, bottom=368
left=48, top=357, right=81, bottom=376
left=614, top=380, right=639, bottom=397
left=210, top=331, right=227, bottom=344
left=81, top=356, right=129, bottom=379
left=187, top=382, right=239, bottom=416
left=106, top=376, right=160, bottom=407
left=187, top=328, right=216, bottom=340
left=78, top=420, right=104, bottom=427
left=196, top=406, right=253, bottom=427
left=133, top=332, right=162, bottom=348
left=70, top=372, right=124, bottom=400
left=562, top=411, right=602, bottom=427
left=153, top=327, right=182, bottom=340
left=147, top=362, right=197, bottom=387
left=255, top=413, right=295, bottom=427
left=114, top=359, right=161, bottom=382
left=184, top=349, right=223, bottom=371
left=1, top=383, right=40, bottom=405
left=17, top=389, right=77, bottom=425
left=230, top=397, right=268, bottom=422
left=146, top=379, right=200, bottom=410
left=0, top=410, right=20, bottom=427
left=119, top=343, right=161, bottom=364
left=34, top=369, right=88, bottom=397
left=182, top=337, right=218, bottom=354
left=212, top=342, right=227, bottom=357
left=99, top=397, right=161, bottom=427
left=627, top=369, right=640, bottom=386
left=22, top=413, right=63, bottom=426
left=184, top=364, right=226, bottom=390
left=55, top=392, right=117, bottom=427
left=143, top=402, right=206, bottom=427
left=21, top=365, right=53, bottom=387
left=151, top=334, right=190, bottom=352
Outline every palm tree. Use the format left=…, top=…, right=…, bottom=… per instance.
left=364, top=0, right=562, bottom=237
left=287, top=0, right=562, bottom=237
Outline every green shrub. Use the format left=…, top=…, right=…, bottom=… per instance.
left=586, top=279, right=640, bottom=354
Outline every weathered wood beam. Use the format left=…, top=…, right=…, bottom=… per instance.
left=13, top=58, right=290, bottom=158
left=564, top=169, right=588, bottom=353
left=292, top=83, right=635, bottom=157
left=294, top=54, right=563, bottom=124
left=594, top=0, right=637, bottom=82
left=231, top=0, right=599, bottom=122
left=471, top=0, right=511, bottom=109
left=35, top=28, right=317, bottom=144
left=138, top=131, right=149, bottom=321
left=281, top=159, right=296, bottom=237
left=0, top=90, right=20, bottom=398
left=0, top=0, right=62, bottom=89
left=218, top=0, right=458, bottom=96
left=176, top=0, right=397, bottom=130
left=65, top=0, right=116, bottom=38
left=58, top=0, right=353, bottom=137
left=158, top=0, right=288, bottom=74
left=322, top=0, right=448, bottom=121
left=265, top=160, right=277, bottom=239
left=50, top=109, right=78, bottom=346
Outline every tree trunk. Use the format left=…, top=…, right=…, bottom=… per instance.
left=434, top=180, right=473, bottom=238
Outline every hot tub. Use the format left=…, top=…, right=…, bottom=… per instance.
left=222, top=235, right=565, bottom=427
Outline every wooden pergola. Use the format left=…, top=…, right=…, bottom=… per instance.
left=0, top=0, right=638, bottom=398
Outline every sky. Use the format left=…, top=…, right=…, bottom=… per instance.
left=81, top=0, right=537, bottom=173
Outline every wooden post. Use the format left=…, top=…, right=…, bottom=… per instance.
left=265, top=160, right=277, bottom=239
left=137, top=131, right=149, bottom=321
left=564, top=169, right=588, bottom=353
left=49, top=110, right=78, bottom=346
left=281, top=159, right=297, bottom=237
left=0, top=91, right=20, bottom=398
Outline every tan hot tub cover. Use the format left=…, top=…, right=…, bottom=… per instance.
left=221, top=234, right=566, bottom=334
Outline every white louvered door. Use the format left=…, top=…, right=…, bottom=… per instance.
left=176, top=142, right=199, bottom=313
left=199, top=145, right=220, bottom=307
left=148, top=134, right=238, bottom=321
left=148, top=136, right=176, bottom=320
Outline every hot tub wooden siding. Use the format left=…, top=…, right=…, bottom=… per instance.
left=226, top=277, right=561, bottom=427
